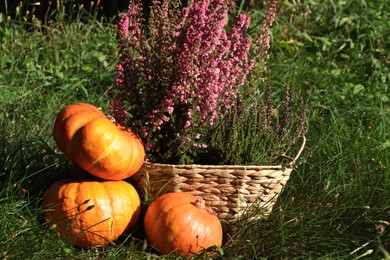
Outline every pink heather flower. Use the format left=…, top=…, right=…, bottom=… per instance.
left=184, top=120, right=191, bottom=130
left=167, top=106, right=174, bottom=114
left=108, top=100, right=127, bottom=124
left=117, top=15, right=129, bottom=37
left=109, top=0, right=279, bottom=163
left=145, top=141, right=153, bottom=151
left=161, top=115, right=170, bottom=122
left=182, top=137, right=192, bottom=144
left=193, top=143, right=208, bottom=148
left=141, top=126, right=148, bottom=137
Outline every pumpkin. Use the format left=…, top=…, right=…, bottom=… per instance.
left=53, top=103, right=145, bottom=180
left=43, top=179, right=141, bottom=247
left=144, top=192, right=223, bottom=257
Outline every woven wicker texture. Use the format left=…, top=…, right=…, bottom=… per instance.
left=132, top=164, right=293, bottom=221
left=132, top=137, right=306, bottom=221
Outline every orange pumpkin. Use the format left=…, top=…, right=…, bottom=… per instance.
left=53, top=103, right=145, bottom=180
left=144, top=192, right=223, bottom=257
left=43, top=179, right=141, bottom=247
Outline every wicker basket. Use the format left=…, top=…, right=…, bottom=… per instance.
left=132, top=137, right=306, bottom=222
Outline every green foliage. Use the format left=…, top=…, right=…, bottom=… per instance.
left=0, top=0, right=389, bottom=259
left=271, top=0, right=389, bottom=107
left=0, top=4, right=117, bottom=141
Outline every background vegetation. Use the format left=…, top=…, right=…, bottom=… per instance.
left=0, top=0, right=389, bottom=258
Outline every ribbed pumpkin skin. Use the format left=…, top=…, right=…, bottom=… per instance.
left=43, top=179, right=141, bottom=247
left=144, top=192, right=223, bottom=257
left=53, top=103, right=145, bottom=180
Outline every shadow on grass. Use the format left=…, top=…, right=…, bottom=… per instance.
left=0, top=129, right=76, bottom=197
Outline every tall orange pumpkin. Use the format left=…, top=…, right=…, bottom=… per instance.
left=144, top=192, right=223, bottom=257
left=43, top=179, right=141, bottom=247
left=53, top=103, right=145, bottom=180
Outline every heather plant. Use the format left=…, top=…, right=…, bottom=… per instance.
left=109, top=0, right=291, bottom=164
left=202, top=83, right=307, bottom=165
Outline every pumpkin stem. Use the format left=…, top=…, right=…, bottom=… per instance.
left=194, top=197, right=216, bottom=216
left=195, top=197, right=205, bottom=209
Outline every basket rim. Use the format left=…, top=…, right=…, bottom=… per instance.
left=141, top=136, right=306, bottom=169
left=141, top=162, right=290, bottom=170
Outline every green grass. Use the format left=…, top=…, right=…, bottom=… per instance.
left=1, top=0, right=389, bottom=259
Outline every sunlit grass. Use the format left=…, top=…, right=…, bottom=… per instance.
left=0, top=0, right=389, bottom=259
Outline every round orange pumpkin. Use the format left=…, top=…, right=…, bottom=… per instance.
left=144, top=192, right=223, bottom=257
left=53, top=103, right=145, bottom=180
left=43, top=179, right=141, bottom=247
